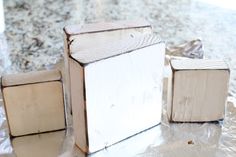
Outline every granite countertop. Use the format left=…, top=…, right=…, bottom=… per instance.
left=2, top=0, right=236, bottom=97
left=1, top=0, right=236, bottom=156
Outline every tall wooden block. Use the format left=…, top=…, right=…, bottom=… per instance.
left=63, top=20, right=153, bottom=113
left=1, top=70, right=66, bottom=137
left=68, top=34, right=165, bottom=153
left=167, top=59, right=230, bottom=122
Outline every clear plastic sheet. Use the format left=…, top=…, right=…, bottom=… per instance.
left=1, top=39, right=236, bottom=157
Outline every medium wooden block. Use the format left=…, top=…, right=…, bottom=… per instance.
left=68, top=34, right=165, bottom=153
left=167, top=59, right=230, bottom=122
left=63, top=20, right=153, bottom=113
left=1, top=70, right=66, bottom=137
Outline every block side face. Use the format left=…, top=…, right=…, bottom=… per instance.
left=85, top=43, right=165, bottom=152
left=69, top=27, right=152, bottom=54
left=64, top=19, right=151, bottom=35
left=69, top=58, right=88, bottom=152
left=172, top=70, right=229, bottom=122
left=63, top=33, right=72, bottom=115
left=166, top=68, right=173, bottom=121
left=3, top=81, right=65, bottom=137
left=71, top=34, right=162, bottom=64
left=12, top=131, right=65, bottom=157
left=2, top=70, right=61, bottom=87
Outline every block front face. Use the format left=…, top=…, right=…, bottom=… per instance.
left=84, top=44, right=165, bottom=152
left=3, top=81, right=65, bottom=136
left=172, top=70, right=229, bottom=122
left=12, top=131, right=65, bottom=157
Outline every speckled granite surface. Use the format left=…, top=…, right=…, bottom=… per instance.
left=1, top=0, right=236, bottom=156
left=3, top=0, right=80, bottom=72
left=2, top=0, right=236, bottom=97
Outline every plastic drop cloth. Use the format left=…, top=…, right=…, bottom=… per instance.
left=1, top=39, right=236, bottom=157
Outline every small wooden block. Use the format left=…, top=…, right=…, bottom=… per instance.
left=167, top=59, right=230, bottom=122
left=12, top=131, right=65, bottom=157
left=68, top=34, right=165, bottom=153
left=1, top=70, right=66, bottom=137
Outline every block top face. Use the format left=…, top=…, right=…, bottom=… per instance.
left=170, top=59, right=229, bottom=70
left=64, top=19, right=151, bottom=35
left=2, top=69, right=61, bottom=87
left=71, top=34, right=163, bottom=65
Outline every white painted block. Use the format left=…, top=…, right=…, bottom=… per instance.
left=63, top=20, right=153, bottom=114
left=1, top=70, right=66, bottom=137
left=167, top=59, right=230, bottom=122
left=69, top=34, right=165, bottom=153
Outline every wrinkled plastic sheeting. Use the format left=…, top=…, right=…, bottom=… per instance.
left=1, top=39, right=236, bottom=157
left=166, top=39, right=204, bottom=59
left=138, top=99, right=236, bottom=157
left=0, top=101, right=14, bottom=156
left=63, top=99, right=236, bottom=157
left=1, top=98, right=236, bottom=157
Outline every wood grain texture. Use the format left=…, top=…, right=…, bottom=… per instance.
left=170, top=59, right=229, bottom=70
left=168, top=59, right=230, bottom=122
left=3, top=81, right=65, bottom=136
left=2, top=69, right=61, bottom=87
left=64, top=19, right=151, bottom=35
left=71, top=34, right=162, bottom=64
left=68, top=27, right=152, bottom=54
left=69, top=58, right=88, bottom=153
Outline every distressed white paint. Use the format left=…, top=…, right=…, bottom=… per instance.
left=84, top=43, right=165, bottom=152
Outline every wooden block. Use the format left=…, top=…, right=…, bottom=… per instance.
left=63, top=20, right=153, bottom=114
left=1, top=70, right=66, bottom=137
left=167, top=59, right=230, bottom=122
left=12, top=131, right=65, bottom=157
left=69, top=34, right=165, bottom=153
left=64, top=19, right=152, bottom=54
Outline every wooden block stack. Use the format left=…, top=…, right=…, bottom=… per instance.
left=167, top=59, right=230, bottom=122
left=64, top=20, right=165, bottom=153
left=1, top=70, right=66, bottom=137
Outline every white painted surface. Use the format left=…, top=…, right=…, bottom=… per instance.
left=84, top=43, right=165, bottom=152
